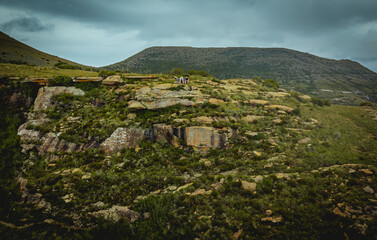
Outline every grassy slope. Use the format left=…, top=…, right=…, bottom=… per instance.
left=0, top=31, right=86, bottom=68
left=0, top=73, right=376, bottom=239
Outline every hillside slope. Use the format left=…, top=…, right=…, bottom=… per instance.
left=0, top=31, right=86, bottom=68
left=1, top=73, right=376, bottom=238
left=105, top=47, right=377, bottom=104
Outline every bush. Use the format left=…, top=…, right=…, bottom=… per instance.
left=98, top=70, right=117, bottom=78
left=54, top=62, right=79, bottom=70
left=49, top=75, right=72, bottom=86
left=172, top=68, right=185, bottom=76
left=311, top=97, right=324, bottom=106
left=263, top=79, right=279, bottom=89
left=188, top=70, right=211, bottom=77
left=360, top=101, right=373, bottom=107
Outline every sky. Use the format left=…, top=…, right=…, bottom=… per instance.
left=0, top=0, right=376, bottom=72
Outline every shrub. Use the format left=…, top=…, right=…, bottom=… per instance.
left=172, top=68, right=185, bottom=76
left=311, top=97, right=324, bottom=106
left=98, top=70, right=117, bottom=78
left=54, top=62, right=79, bottom=70
left=49, top=75, right=72, bottom=86
left=360, top=101, right=373, bottom=107
left=263, top=79, right=279, bottom=89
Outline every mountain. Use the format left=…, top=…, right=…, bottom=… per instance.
left=0, top=31, right=85, bottom=68
left=105, top=47, right=377, bottom=104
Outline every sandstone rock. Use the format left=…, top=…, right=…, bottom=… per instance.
left=185, top=126, right=227, bottom=148
left=265, top=105, right=294, bottom=113
left=254, top=175, right=263, bottom=183
left=298, top=137, right=311, bottom=144
left=273, top=118, right=283, bottom=124
left=249, top=99, right=269, bottom=106
left=209, top=98, right=224, bottom=105
left=267, top=92, right=290, bottom=97
left=153, top=124, right=175, bottom=143
left=128, top=100, right=146, bottom=110
left=102, top=75, right=123, bottom=85
left=245, top=131, right=259, bottom=137
left=261, top=216, right=283, bottom=223
left=360, top=169, right=373, bottom=175
left=34, top=87, right=84, bottom=111
left=100, top=128, right=146, bottom=154
left=92, top=201, right=105, bottom=209
left=241, top=180, right=257, bottom=192
left=74, top=76, right=103, bottom=82
left=17, top=123, right=42, bottom=143
left=363, top=186, right=374, bottom=194
left=242, top=115, right=264, bottom=123
left=82, top=173, right=91, bottom=179
left=188, top=188, right=212, bottom=196
left=192, top=116, right=213, bottom=124
left=91, top=205, right=139, bottom=222
left=266, top=210, right=273, bottom=216
left=299, top=95, right=312, bottom=101
left=175, top=183, right=193, bottom=192
left=204, top=160, right=212, bottom=167
left=253, top=151, right=262, bottom=157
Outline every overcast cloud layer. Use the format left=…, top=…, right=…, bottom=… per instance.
left=0, top=0, right=376, bottom=72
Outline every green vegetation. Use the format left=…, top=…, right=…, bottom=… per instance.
left=0, top=68, right=376, bottom=239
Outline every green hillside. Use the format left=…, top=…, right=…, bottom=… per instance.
left=105, top=47, right=377, bottom=104
left=0, top=31, right=91, bottom=70
left=1, top=71, right=376, bottom=239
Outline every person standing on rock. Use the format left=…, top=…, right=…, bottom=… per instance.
left=180, top=76, right=184, bottom=84
left=185, top=76, right=189, bottom=84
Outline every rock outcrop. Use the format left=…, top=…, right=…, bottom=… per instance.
left=34, top=87, right=84, bottom=111
left=185, top=126, right=228, bottom=148
left=91, top=205, right=139, bottom=222
left=100, top=128, right=147, bottom=154
left=102, top=75, right=123, bottom=85
left=129, top=84, right=204, bottom=110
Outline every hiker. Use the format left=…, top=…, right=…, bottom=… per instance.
left=174, top=76, right=180, bottom=83
left=185, top=76, right=189, bottom=84
left=179, top=76, right=184, bottom=84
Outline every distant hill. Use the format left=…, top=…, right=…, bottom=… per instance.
left=0, top=31, right=86, bottom=69
left=105, top=47, right=377, bottom=103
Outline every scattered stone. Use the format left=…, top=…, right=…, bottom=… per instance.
left=241, top=180, right=257, bottom=192
left=167, top=186, right=177, bottom=191
left=253, top=151, right=262, bottom=157
left=245, top=131, right=258, bottom=137
left=242, top=115, right=264, bottom=123
left=265, top=105, right=294, bottom=113
left=188, top=189, right=212, bottom=196
left=273, top=118, right=282, bottom=124
left=62, top=193, right=74, bottom=203
left=266, top=210, right=273, bottom=216
left=175, top=183, right=193, bottom=192
left=92, top=201, right=105, bottom=209
left=261, top=216, right=283, bottom=223
left=91, top=205, right=139, bottom=222
left=72, top=168, right=82, bottom=174
left=191, top=116, right=213, bottom=124
left=82, top=173, right=91, bottom=179
left=233, top=229, right=243, bottom=239
left=363, top=186, right=374, bottom=194
left=254, top=175, right=263, bottom=183
left=298, top=137, right=311, bottom=144
left=360, top=169, right=373, bottom=175
left=209, top=98, right=224, bottom=105
left=249, top=99, right=269, bottom=106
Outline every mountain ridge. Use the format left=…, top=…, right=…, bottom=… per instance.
left=104, top=46, right=377, bottom=104
left=0, top=31, right=87, bottom=68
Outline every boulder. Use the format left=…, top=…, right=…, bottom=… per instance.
left=191, top=116, right=213, bottom=124
left=249, top=99, right=269, bottom=106
left=185, top=126, right=227, bottom=148
left=102, top=75, right=123, bottom=85
left=264, top=105, right=294, bottom=113
left=91, top=205, right=139, bottom=222
left=17, top=123, right=42, bottom=143
left=242, top=115, right=264, bottom=123
left=100, top=128, right=146, bottom=154
left=34, top=87, right=85, bottom=111
left=241, top=180, right=257, bottom=192
left=209, top=98, right=224, bottom=105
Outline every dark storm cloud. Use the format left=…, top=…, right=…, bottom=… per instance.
left=0, top=16, right=53, bottom=32
left=0, top=0, right=376, bottom=71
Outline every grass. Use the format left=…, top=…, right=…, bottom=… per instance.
left=0, top=63, right=98, bottom=78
